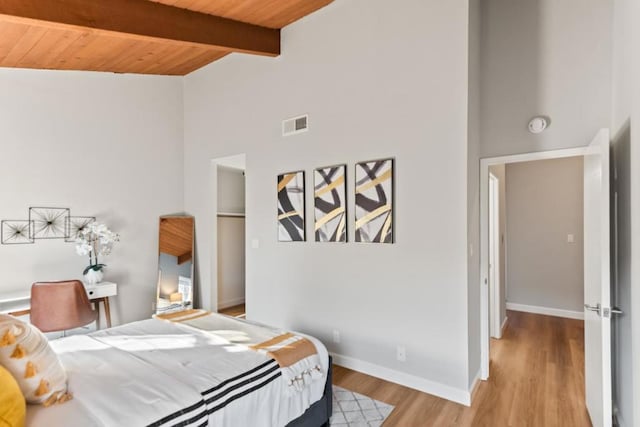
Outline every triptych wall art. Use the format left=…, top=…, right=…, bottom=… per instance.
left=277, top=171, right=305, bottom=242
left=1, top=207, right=95, bottom=245
left=277, top=158, right=394, bottom=244
left=314, top=165, right=347, bottom=243
left=355, top=159, right=394, bottom=244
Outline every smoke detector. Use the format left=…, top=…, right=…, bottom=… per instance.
left=528, top=116, right=549, bottom=134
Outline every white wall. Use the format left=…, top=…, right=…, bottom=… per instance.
left=217, top=166, right=246, bottom=214
left=0, top=68, right=184, bottom=325
left=505, top=157, right=584, bottom=313
left=610, top=0, right=636, bottom=424
left=631, top=8, right=640, bottom=420
left=480, top=0, right=612, bottom=158
left=185, top=0, right=473, bottom=402
left=467, top=0, right=482, bottom=388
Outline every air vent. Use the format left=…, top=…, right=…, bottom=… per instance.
left=282, top=114, right=309, bottom=136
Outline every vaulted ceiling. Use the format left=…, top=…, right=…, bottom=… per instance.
left=0, top=0, right=333, bottom=76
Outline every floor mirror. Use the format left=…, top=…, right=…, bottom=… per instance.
left=156, top=215, right=194, bottom=314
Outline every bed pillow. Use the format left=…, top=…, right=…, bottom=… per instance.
left=0, top=363, right=25, bottom=427
left=0, top=314, right=71, bottom=406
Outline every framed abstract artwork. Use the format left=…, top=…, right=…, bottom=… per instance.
left=277, top=171, right=305, bottom=242
left=1, top=220, right=34, bottom=244
left=355, top=158, right=394, bottom=243
left=314, top=165, right=347, bottom=242
left=66, top=216, right=96, bottom=242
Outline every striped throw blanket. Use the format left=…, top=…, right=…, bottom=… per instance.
left=155, top=309, right=323, bottom=393
left=250, top=332, right=323, bottom=393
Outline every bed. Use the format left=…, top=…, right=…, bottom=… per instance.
left=25, top=311, right=332, bottom=427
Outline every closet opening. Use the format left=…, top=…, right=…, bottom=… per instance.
left=213, top=154, right=246, bottom=318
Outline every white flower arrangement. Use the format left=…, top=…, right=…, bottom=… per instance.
left=75, top=222, right=120, bottom=275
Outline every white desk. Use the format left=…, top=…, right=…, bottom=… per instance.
left=0, top=282, right=118, bottom=329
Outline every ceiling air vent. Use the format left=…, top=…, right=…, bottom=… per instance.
left=282, top=114, right=309, bottom=136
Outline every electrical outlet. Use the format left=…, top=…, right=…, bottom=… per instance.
left=333, top=330, right=341, bottom=343
left=151, top=302, right=156, bottom=312
left=397, top=346, right=406, bottom=362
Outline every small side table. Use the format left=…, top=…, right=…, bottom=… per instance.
left=85, top=282, right=118, bottom=329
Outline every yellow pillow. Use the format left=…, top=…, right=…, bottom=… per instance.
left=0, top=315, right=71, bottom=407
left=0, top=364, right=25, bottom=427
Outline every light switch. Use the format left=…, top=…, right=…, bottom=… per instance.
left=251, top=239, right=260, bottom=249
left=567, top=234, right=575, bottom=243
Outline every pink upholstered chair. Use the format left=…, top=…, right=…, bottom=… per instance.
left=30, top=280, right=98, bottom=333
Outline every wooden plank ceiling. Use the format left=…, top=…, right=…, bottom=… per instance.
left=159, top=217, right=194, bottom=264
left=0, top=0, right=333, bottom=75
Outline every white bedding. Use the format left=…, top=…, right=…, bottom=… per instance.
left=26, top=314, right=329, bottom=427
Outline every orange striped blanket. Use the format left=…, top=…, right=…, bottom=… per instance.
left=155, top=309, right=323, bottom=392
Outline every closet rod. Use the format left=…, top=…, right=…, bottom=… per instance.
left=217, top=213, right=246, bottom=218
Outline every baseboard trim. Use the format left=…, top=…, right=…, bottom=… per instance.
left=506, top=302, right=583, bottom=320
left=492, top=316, right=509, bottom=339
left=501, top=316, right=508, bottom=334
left=469, top=370, right=481, bottom=403
left=330, top=352, right=471, bottom=406
left=217, top=297, right=245, bottom=310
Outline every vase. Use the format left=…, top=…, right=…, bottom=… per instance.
left=84, top=268, right=104, bottom=285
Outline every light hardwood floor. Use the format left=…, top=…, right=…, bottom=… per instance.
left=333, top=310, right=591, bottom=426
left=219, top=303, right=246, bottom=317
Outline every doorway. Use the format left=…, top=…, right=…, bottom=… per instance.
left=487, top=157, right=585, bottom=338
left=213, top=154, right=246, bottom=318
left=479, top=130, right=612, bottom=427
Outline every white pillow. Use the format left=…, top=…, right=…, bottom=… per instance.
left=0, top=314, right=71, bottom=406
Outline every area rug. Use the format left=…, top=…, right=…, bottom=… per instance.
left=331, top=385, right=395, bottom=426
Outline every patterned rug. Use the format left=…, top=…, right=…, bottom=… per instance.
left=331, top=385, right=395, bottom=426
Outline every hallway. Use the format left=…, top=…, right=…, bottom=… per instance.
left=333, top=310, right=590, bottom=426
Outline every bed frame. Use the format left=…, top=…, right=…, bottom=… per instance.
left=286, top=356, right=333, bottom=427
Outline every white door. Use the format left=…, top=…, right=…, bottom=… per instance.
left=583, top=128, right=612, bottom=427
left=489, top=174, right=501, bottom=338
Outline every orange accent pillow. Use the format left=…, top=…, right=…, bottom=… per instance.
left=0, top=315, right=70, bottom=406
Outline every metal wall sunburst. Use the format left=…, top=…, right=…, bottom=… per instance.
left=29, top=207, right=70, bottom=240
left=66, top=216, right=96, bottom=242
left=1, top=207, right=98, bottom=245
left=1, top=220, right=35, bottom=244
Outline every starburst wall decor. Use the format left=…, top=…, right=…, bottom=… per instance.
left=1, top=207, right=97, bottom=245
left=29, top=207, right=70, bottom=239
left=66, top=216, right=96, bottom=242
left=1, top=220, right=34, bottom=244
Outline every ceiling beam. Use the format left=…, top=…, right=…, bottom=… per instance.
left=177, top=252, right=192, bottom=265
left=0, top=0, right=280, bottom=56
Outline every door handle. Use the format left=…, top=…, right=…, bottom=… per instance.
left=584, top=303, right=601, bottom=316
left=584, top=304, right=623, bottom=318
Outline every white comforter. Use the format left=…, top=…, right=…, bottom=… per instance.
left=26, top=315, right=329, bottom=427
